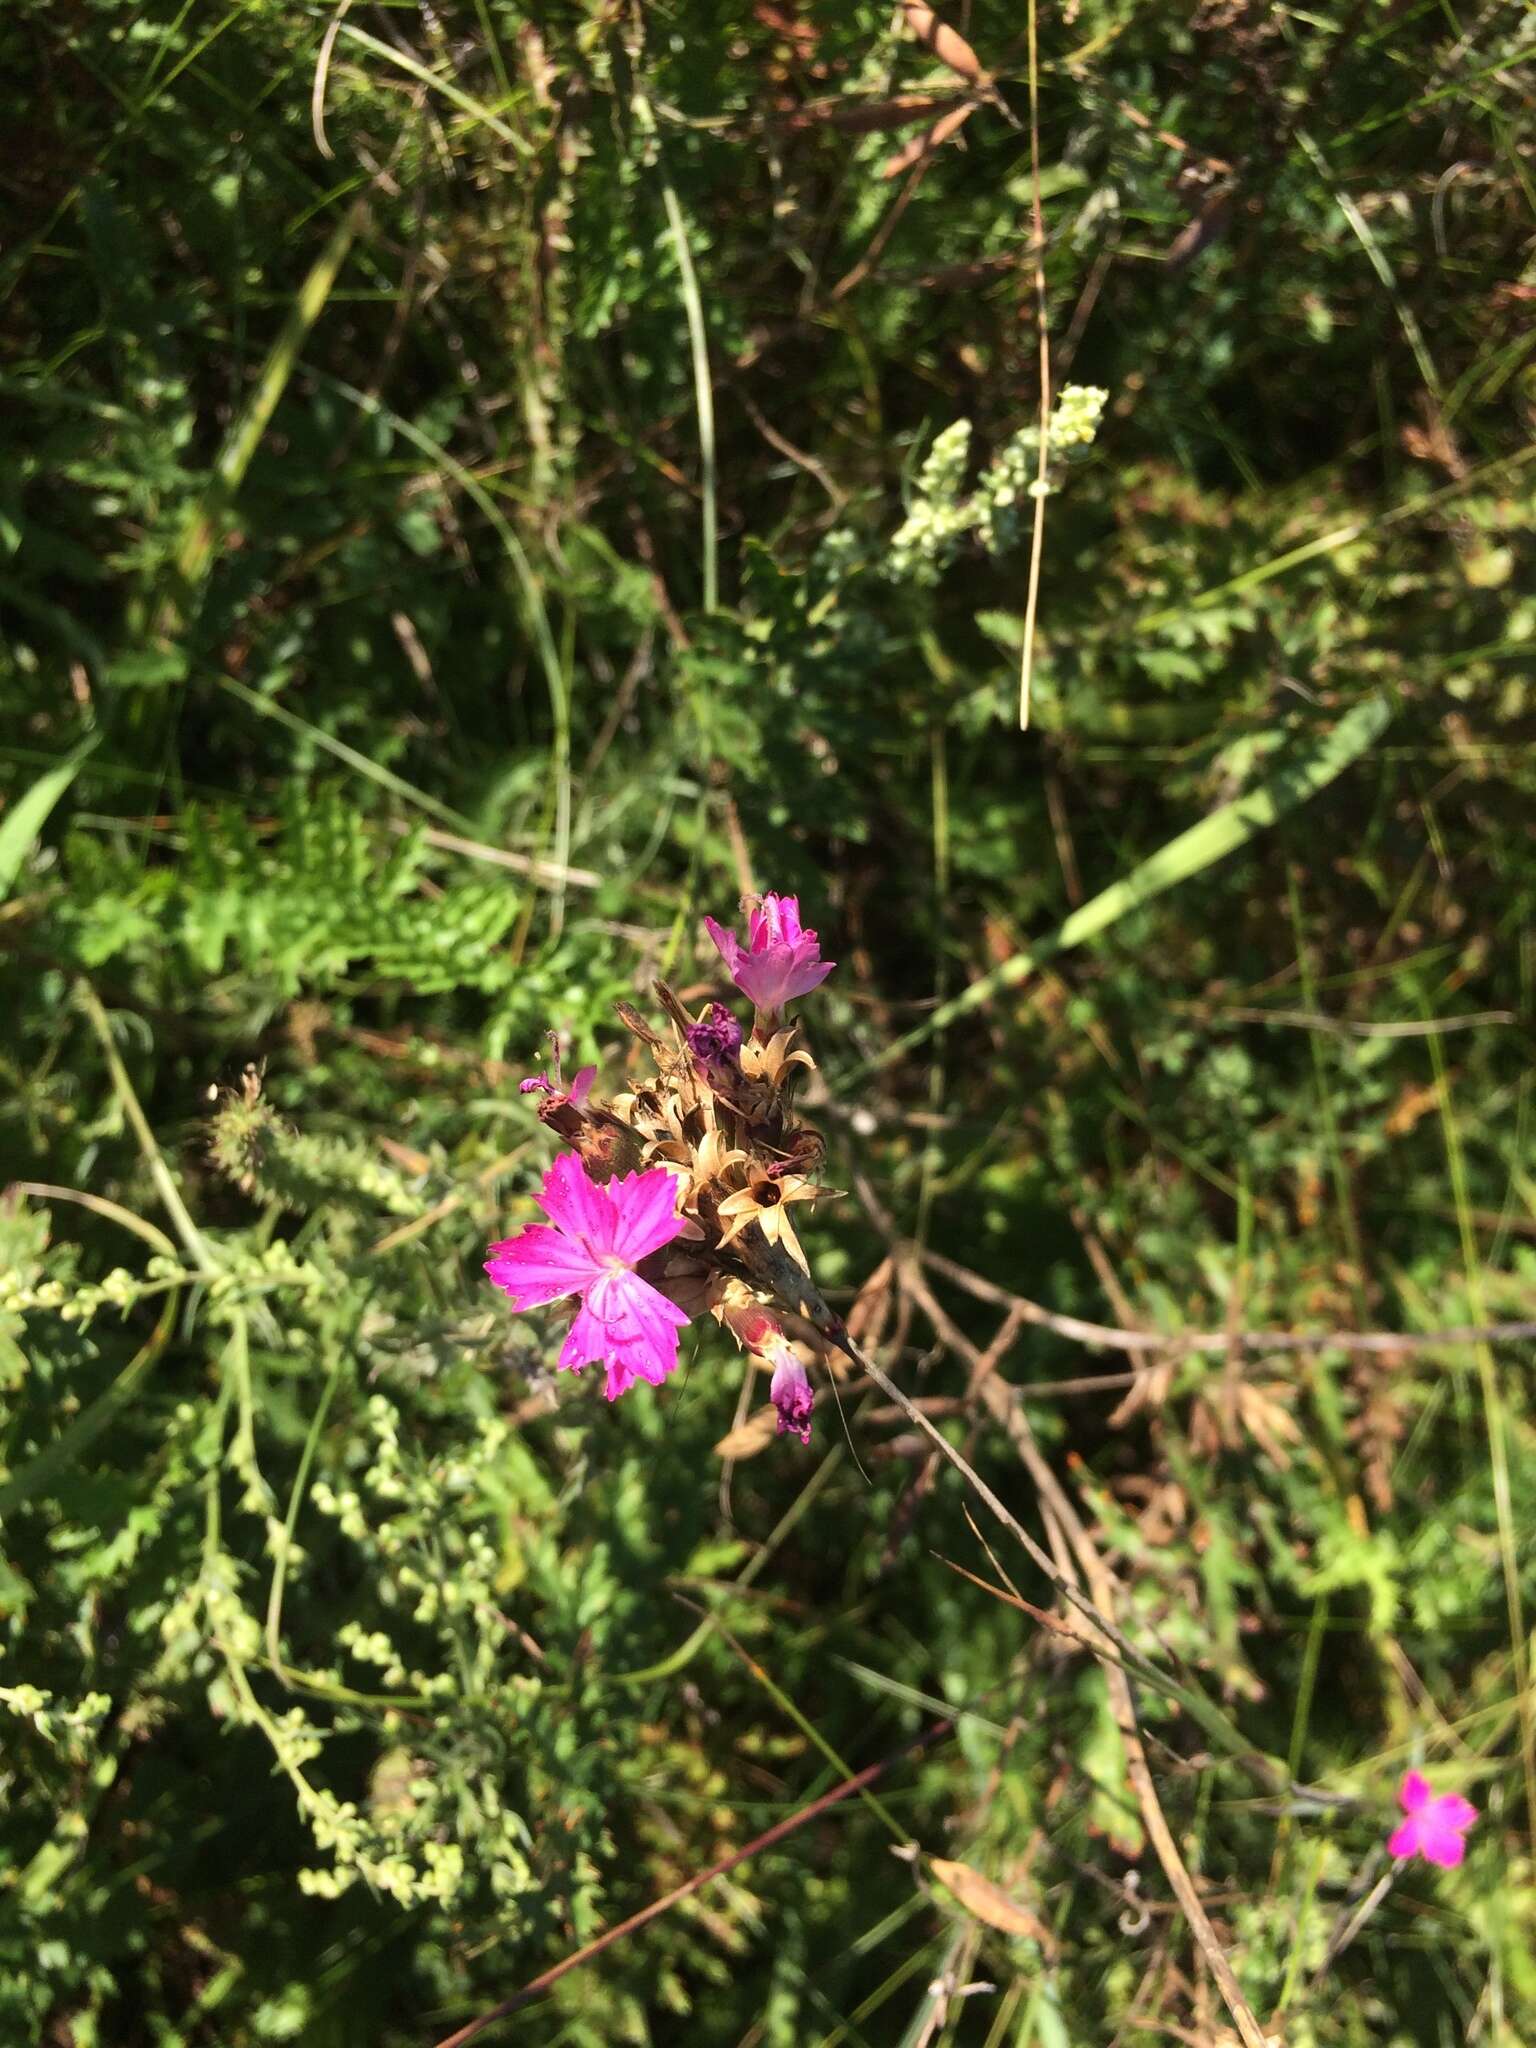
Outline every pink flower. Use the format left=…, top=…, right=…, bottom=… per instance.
left=1389, top=1771, right=1476, bottom=1868
left=520, top=1063, right=595, bottom=1107
left=485, top=1153, right=691, bottom=1400
left=768, top=1343, right=814, bottom=1445
left=704, top=893, right=835, bottom=1014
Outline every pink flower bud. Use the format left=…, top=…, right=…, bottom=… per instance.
left=704, top=893, right=835, bottom=1015
left=768, top=1344, right=814, bottom=1445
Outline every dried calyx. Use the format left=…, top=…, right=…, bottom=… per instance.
left=544, top=979, right=841, bottom=1432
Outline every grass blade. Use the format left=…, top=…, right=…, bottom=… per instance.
left=0, top=739, right=97, bottom=903
left=158, top=194, right=367, bottom=631
left=848, top=692, right=1393, bottom=1080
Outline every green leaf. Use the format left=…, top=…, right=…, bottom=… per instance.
left=0, top=738, right=97, bottom=904
left=846, top=692, right=1394, bottom=1079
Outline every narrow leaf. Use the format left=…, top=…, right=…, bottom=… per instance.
left=714, top=1408, right=779, bottom=1460
left=848, top=693, right=1393, bottom=1079
left=899, top=3, right=990, bottom=86
left=929, top=1859, right=1057, bottom=1949
left=0, top=739, right=95, bottom=903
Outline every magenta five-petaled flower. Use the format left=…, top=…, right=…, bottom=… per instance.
left=767, top=1343, right=814, bottom=1444
left=704, top=893, right=835, bottom=1015
left=1389, top=1771, right=1476, bottom=1868
left=485, top=1153, right=690, bottom=1400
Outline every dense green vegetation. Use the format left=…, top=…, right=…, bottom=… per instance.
left=3, top=0, right=1535, bottom=2041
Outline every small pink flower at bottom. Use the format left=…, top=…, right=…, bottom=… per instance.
left=768, top=1343, right=814, bottom=1444
left=485, top=1153, right=691, bottom=1400
left=704, top=893, right=834, bottom=1014
left=1389, top=1771, right=1476, bottom=1868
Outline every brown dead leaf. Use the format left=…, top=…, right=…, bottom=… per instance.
left=1385, top=1079, right=1440, bottom=1138
left=379, top=1136, right=431, bottom=1176
left=881, top=101, right=977, bottom=177
left=929, top=1858, right=1058, bottom=1951
left=713, top=1407, right=779, bottom=1460
left=899, top=3, right=990, bottom=86
left=1236, top=1379, right=1302, bottom=1472
left=1107, top=1356, right=1176, bottom=1427
left=846, top=1254, right=895, bottom=1351
left=1164, top=190, right=1235, bottom=269
left=777, top=91, right=962, bottom=136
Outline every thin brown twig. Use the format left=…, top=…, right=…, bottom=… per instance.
left=907, top=1264, right=1274, bottom=2048
left=918, top=1246, right=1536, bottom=1357
left=425, top=1718, right=955, bottom=2048
left=977, top=1379, right=1272, bottom=2048
left=391, top=820, right=602, bottom=889
left=830, top=150, right=936, bottom=299
left=735, top=387, right=847, bottom=509
left=835, top=1324, right=1287, bottom=1784
left=1107, top=95, right=1235, bottom=176
left=1203, top=1005, right=1517, bottom=1039
left=1018, top=0, right=1051, bottom=731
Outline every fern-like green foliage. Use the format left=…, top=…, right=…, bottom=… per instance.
left=62, top=785, right=520, bottom=996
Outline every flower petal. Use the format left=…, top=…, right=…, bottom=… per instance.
left=1400, top=1770, right=1432, bottom=1814
left=1436, top=1794, right=1477, bottom=1830
left=1418, top=1820, right=1467, bottom=1868
left=558, top=1299, right=614, bottom=1376
left=785, top=950, right=836, bottom=1000
left=751, top=894, right=804, bottom=950
left=606, top=1166, right=688, bottom=1263
left=556, top=1283, right=686, bottom=1396
left=576, top=1269, right=691, bottom=1398
left=485, top=1225, right=601, bottom=1308
left=704, top=916, right=746, bottom=975
left=1388, top=1817, right=1423, bottom=1860
left=709, top=896, right=833, bottom=1010
left=538, top=1151, right=617, bottom=1253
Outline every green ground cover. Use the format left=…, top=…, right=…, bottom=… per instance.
left=2, top=1, right=1535, bottom=2041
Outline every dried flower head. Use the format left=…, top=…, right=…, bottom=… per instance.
left=486, top=895, right=844, bottom=1441
left=685, top=1002, right=744, bottom=1070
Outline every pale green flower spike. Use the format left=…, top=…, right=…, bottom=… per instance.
left=887, top=388, right=1110, bottom=579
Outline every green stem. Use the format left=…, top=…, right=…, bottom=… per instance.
left=77, top=979, right=218, bottom=1274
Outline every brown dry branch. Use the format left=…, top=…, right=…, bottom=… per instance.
left=838, top=1328, right=1274, bottom=2048
left=917, top=1246, right=1536, bottom=1358
left=830, top=146, right=939, bottom=299
left=773, top=89, right=968, bottom=136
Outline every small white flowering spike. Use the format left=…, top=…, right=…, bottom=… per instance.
left=1051, top=383, right=1109, bottom=449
